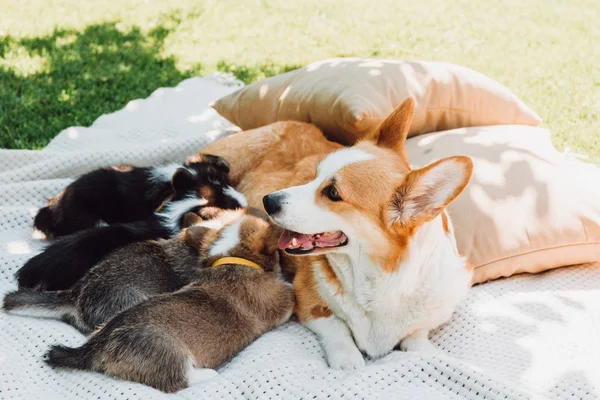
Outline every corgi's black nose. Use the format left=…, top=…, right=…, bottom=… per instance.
left=263, top=193, right=283, bottom=216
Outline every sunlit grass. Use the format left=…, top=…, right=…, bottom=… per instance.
left=1, top=0, right=598, bottom=162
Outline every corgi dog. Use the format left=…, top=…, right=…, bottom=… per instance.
left=17, top=161, right=246, bottom=291
left=42, top=208, right=294, bottom=393
left=33, top=154, right=243, bottom=239
left=201, top=98, right=474, bottom=369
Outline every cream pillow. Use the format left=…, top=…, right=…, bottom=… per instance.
left=405, top=125, right=600, bottom=284
left=212, top=58, right=542, bottom=145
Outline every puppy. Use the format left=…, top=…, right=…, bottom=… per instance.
left=33, top=154, right=243, bottom=239
left=5, top=209, right=245, bottom=333
left=16, top=164, right=246, bottom=291
left=43, top=209, right=294, bottom=393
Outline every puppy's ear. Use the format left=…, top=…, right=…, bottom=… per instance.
left=389, top=156, right=473, bottom=227
left=171, top=167, right=195, bottom=193
left=199, top=154, right=230, bottom=174
left=262, top=225, right=283, bottom=255
left=184, top=225, right=212, bottom=251
left=243, top=208, right=280, bottom=254
left=182, top=212, right=204, bottom=228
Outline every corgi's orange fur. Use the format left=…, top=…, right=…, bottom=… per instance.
left=198, top=98, right=473, bottom=368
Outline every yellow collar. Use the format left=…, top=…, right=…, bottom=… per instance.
left=210, top=257, right=262, bottom=271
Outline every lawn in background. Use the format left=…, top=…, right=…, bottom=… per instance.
left=1, top=0, right=598, bottom=162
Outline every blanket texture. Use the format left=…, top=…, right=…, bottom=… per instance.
left=1, top=75, right=599, bottom=400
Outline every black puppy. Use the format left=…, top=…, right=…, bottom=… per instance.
left=16, top=162, right=246, bottom=290
left=33, top=154, right=242, bottom=239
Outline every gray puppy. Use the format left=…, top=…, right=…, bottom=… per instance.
left=3, top=206, right=226, bottom=333
left=42, top=208, right=294, bottom=393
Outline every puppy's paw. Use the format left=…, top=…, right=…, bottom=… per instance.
left=187, top=368, right=218, bottom=386
left=399, top=337, right=438, bottom=353
left=33, top=206, right=57, bottom=238
left=16, top=252, right=61, bottom=290
left=325, top=342, right=366, bottom=370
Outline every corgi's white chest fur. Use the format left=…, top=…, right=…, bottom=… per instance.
left=315, top=215, right=472, bottom=358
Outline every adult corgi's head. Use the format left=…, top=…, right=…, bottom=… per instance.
left=262, top=98, right=473, bottom=269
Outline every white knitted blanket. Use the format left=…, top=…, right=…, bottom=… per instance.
left=1, top=75, right=599, bottom=400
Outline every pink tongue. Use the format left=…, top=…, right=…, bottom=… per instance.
left=278, top=229, right=314, bottom=250
left=315, top=231, right=347, bottom=247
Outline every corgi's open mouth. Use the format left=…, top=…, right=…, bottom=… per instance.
left=278, top=229, right=348, bottom=255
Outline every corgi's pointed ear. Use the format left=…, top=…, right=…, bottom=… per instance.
left=389, top=156, right=473, bottom=227
left=364, top=97, right=414, bottom=170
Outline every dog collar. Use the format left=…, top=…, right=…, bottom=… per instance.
left=210, top=257, right=262, bottom=271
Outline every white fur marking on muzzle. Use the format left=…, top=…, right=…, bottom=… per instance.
left=208, top=219, right=242, bottom=257
left=224, top=186, right=248, bottom=208
left=157, top=196, right=209, bottom=233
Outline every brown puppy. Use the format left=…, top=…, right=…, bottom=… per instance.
left=44, top=208, right=294, bottom=393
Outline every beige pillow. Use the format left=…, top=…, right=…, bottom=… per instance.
left=405, top=125, right=600, bottom=284
left=212, top=58, right=542, bottom=145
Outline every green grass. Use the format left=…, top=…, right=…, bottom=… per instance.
left=1, top=0, right=599, bottom=162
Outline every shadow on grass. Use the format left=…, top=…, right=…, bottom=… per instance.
left=0, top=19, right=198, bottom=149
left=0, top=18, right=301, bottom=150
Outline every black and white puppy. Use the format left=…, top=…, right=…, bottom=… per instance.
left=16, top=161, right=246, bottom=291
left=33, top=154, right=244, bottom=239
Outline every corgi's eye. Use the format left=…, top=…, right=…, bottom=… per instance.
left=325, top=185, right=342, bottom=202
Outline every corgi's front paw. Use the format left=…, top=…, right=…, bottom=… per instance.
left=399, top=337, right=437, bottom=353
left=325, top=342, right=365, bottom=370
